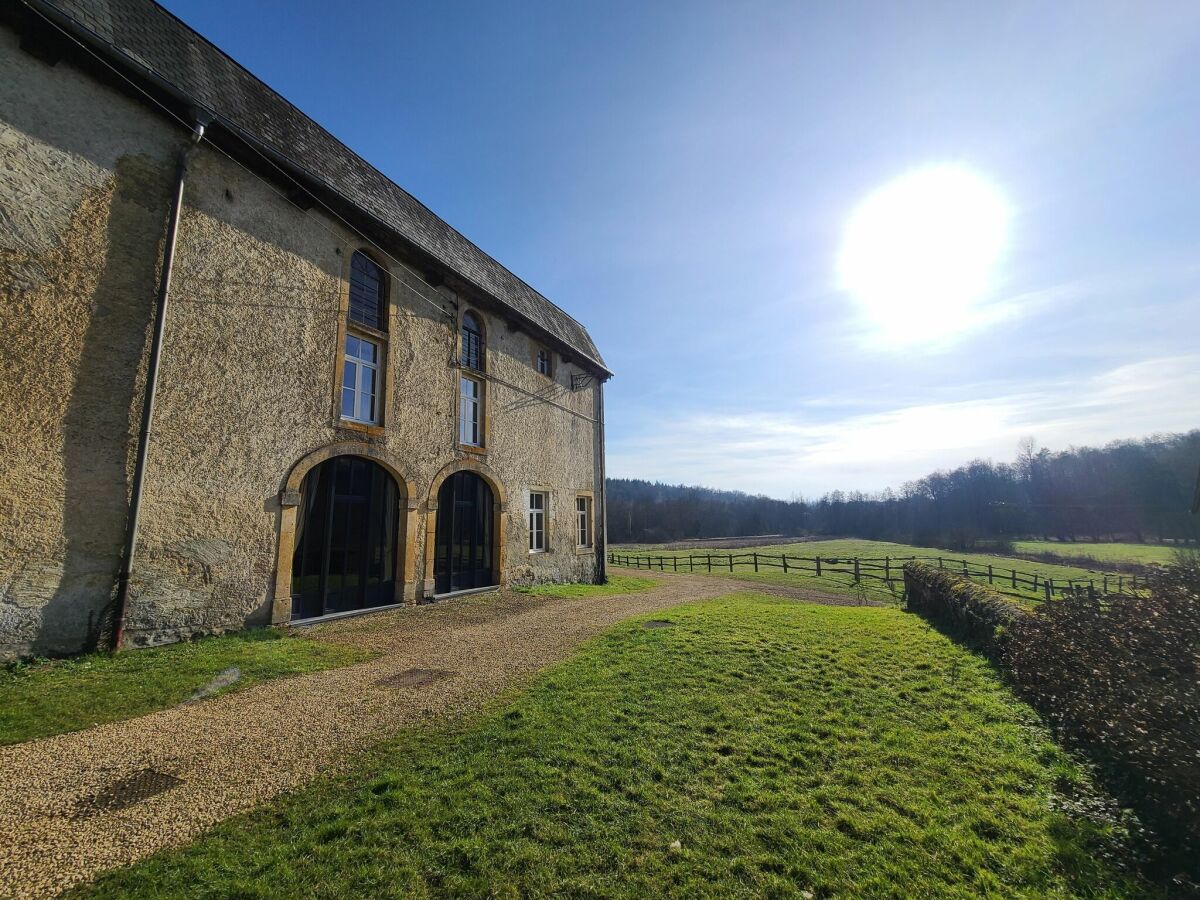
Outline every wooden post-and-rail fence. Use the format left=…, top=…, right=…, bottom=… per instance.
left=606, top=550, right=1145, bottom=600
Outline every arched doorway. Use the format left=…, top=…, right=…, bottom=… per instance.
left=434, top=470, right=495, bottom=594
left=291, top=455, right=399, bottom=620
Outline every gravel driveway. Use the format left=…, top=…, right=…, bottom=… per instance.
left=0, top=572, right=857, bottom=898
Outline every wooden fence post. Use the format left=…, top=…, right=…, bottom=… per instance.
left=728, top=554, right=734, bottom=572
left=937, top=557, right=943, bottom=569
left=782, top=554, right=789, bottom=573
left=1103, top=575, right=1108, bottom=593
left=1117, top=575, right=1123, bottom=593
left=853, top=558, right=860, bottom=582
left=707, top=554, right=712, bottom=573
left=673, top=557, right=678, bottom=572
left=753, top=552, right=759, bottom=572
left=1011, top=569, right=1017, bottom=589
left=884, top=556, right=890, bottom=581
left=815, top=556, right=822, bottom=576
left=987, top=565, right=993, bottom=584
left=1044, top=580, right=1052, bottom=602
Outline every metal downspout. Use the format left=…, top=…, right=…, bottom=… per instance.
left=111, top=121, right=205, bottom=651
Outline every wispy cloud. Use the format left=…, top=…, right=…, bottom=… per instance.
left=608, top=355, right=1200, bottom=497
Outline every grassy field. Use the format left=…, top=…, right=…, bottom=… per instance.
left=80, top=595, right=1147, bottom=898
left=516, top=574, right=659, bottom=598
left=612, top=538, right=1143, bottom=603
left=1, top=629, right=373, bottom=746
left=1013, top=540, right=1177, bottom=566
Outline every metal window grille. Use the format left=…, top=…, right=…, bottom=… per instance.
left=348, top=251, right=386, bottom=330
left=461, top=313, right=483, bottom=371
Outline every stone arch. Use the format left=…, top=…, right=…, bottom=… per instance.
left=271, top=443, right=419, bottom=623
left=423, top=457, right=508, bottom=598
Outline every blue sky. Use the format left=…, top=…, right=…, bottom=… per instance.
left=164, top=0, right=1200, bottom=498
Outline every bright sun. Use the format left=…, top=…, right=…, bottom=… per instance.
left=838, top=165, right=1011, bottom=343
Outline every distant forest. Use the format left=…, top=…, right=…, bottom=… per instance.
left=607, top=431, right=1200, bottom=548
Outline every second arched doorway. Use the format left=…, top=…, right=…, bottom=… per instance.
left=434, top=470, right=495, bottom=594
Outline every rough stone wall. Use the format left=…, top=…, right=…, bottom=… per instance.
left=0, top=28, right=600, bottom=658
left=0, top=28, right=177, bottom=656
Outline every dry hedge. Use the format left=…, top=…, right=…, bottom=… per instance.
left=904, top=559, right=1200, bottom=874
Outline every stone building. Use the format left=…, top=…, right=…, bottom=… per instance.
left=0, top=0, right=611, bottom=659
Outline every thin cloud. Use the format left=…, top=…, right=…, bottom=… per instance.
left=608, top=355, right=1200, bottom=497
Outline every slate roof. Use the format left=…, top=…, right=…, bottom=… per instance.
left=28, top=0, right=609, bottom=373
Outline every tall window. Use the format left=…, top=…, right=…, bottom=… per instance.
left=576, top=496, right=592, bottom=548
left=342, top=334, right=379, bottom=424
left=341, top=250, right=387, bottom=426
left=529, top=491, right=547, bottom=552
left=536, top=346, right=553, bottom=376
left=458, top=310, right=485, bottom=447
left=349, top=251, right=386, bottom=330
left=459, top=376, right=481, bottom=446
left=461, top=311, right=483, bottom=371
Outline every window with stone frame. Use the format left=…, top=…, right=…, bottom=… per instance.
left=458, top=310, right=486, bottom=447
left=529, top=491, right=548, bottom=552
left=341, top=250, right=387, bottom=426
left=576, top=495, right=592, bottom=548
left=459, top=375, right=482, bottom=446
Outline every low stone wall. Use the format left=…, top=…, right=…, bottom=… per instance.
left=902, top=561, right=1025, bottom=658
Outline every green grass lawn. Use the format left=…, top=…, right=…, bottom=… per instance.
left=81, top=595, right=1148, bottom=898
left=613, top=538, right=1140, bottom=603
left=1013, top=540, right=1177, bottom=566
left=517, top=574, right=659, bottom=598
left=1, top=629, right=373, bottom=746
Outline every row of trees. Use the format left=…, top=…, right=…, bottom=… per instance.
left=607, top=431, right=1200, bottom=548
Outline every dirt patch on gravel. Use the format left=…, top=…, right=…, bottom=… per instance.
left=0, top=573, right=861, bottom=898
left=376, top=668, right=456, bottom=688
